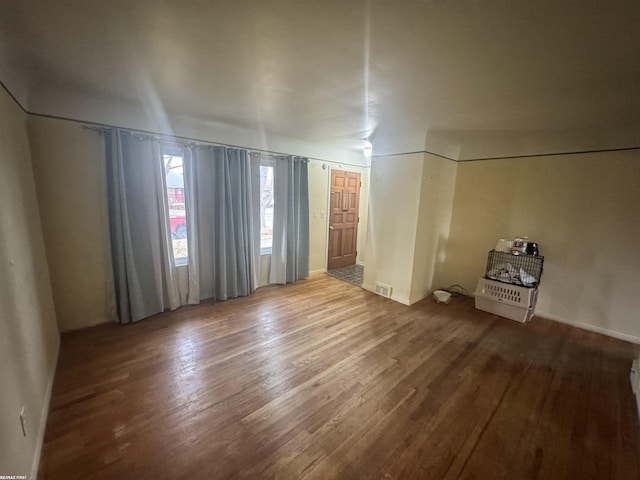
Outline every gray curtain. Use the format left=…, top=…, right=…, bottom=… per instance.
left=270, top=155, right=310, bottom=284
left=186, top=146, right=259, bottom=300
left=182, top=148, right=201, bottom=305
left=106, top=130, right=179, bottom=323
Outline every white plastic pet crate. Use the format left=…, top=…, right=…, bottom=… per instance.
left=474, top=278, right=539, bottom=323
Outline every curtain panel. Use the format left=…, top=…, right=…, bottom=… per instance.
left=270, top=156, right=310, bottom=284
left=185, top=146, right=260, bottom=301
left=105, top=128, right=309, bottom=324
left=105, top=130, right=180, bottom=323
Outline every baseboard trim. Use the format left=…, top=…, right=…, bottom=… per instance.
left=468, top=290, right=640, bottom=344
left=394, top=297, right=411, bottom=306
left=309, top=268, right=326, bottom=276
left=408, top=291, right=430, bottom=306
left=30, top=335, right=60, bottom=480
left=362, top=283, right=374, bottom=293
left=536, top=311, right=640, bottom=345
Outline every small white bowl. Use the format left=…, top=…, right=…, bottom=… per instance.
left=433, top=290, right=452, bottom=304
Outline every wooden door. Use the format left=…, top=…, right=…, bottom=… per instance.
left=328, top=170, right=361, bottom=270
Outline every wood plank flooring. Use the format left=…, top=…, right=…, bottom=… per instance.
left=38, top=274, right=640, bottom=479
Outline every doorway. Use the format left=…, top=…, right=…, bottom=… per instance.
left=327, top=169, right=363, bottom=286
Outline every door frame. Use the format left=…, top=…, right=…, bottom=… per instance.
left=325, top=166, right=363, bottom=270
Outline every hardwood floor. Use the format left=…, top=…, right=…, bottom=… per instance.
left=38, top=274, right=640, bottom=479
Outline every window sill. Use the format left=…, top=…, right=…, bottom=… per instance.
left=174, top=257, right=188, bottom=267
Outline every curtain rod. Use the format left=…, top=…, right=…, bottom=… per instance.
left=80, top=123, right=308, bottom=160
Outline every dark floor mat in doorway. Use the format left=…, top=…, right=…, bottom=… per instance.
left=327, top=264, right=364, bottom=287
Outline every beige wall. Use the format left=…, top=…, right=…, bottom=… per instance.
left=410, top=154, right=457, bottom=303
left=0, top=89, right=59, bottom=478
left=363, top=153, right=456, bottom=305
left=363, top=153, right=422, bottom=304
left=308, top=159, right=370, bottom=274
left=29, top=85, right=369, bottom=167
left=28, top=116, right=116, bottom=331
left=436, top=150, right=640, bottom=341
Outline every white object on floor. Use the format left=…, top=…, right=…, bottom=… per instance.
left=474, top=278, right=538, bottom=323
left=433, top=290, right=452, bottom=304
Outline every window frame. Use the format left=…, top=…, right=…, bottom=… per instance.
left=162, top=144, right=189, bottom=267
left=259, top=157, right=275, bottom=255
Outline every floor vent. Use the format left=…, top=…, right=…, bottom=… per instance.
left=374, top=282, right=393, bottom=298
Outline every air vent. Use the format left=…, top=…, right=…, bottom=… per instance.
left=374, top=282, right=392, bottom=298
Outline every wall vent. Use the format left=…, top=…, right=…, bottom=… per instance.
left=374, top=282, right=393, bottom=298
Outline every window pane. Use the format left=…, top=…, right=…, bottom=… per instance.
left=260, top=165, right=274, bottom=254
left=164, top=152, right=188, bottom=265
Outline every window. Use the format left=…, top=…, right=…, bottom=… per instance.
left=260, top=161, right=274, bottom=254
left=163, top=147, right=188, bottom=265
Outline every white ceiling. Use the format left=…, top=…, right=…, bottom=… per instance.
left=1, top=0, right=639, bottom=160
